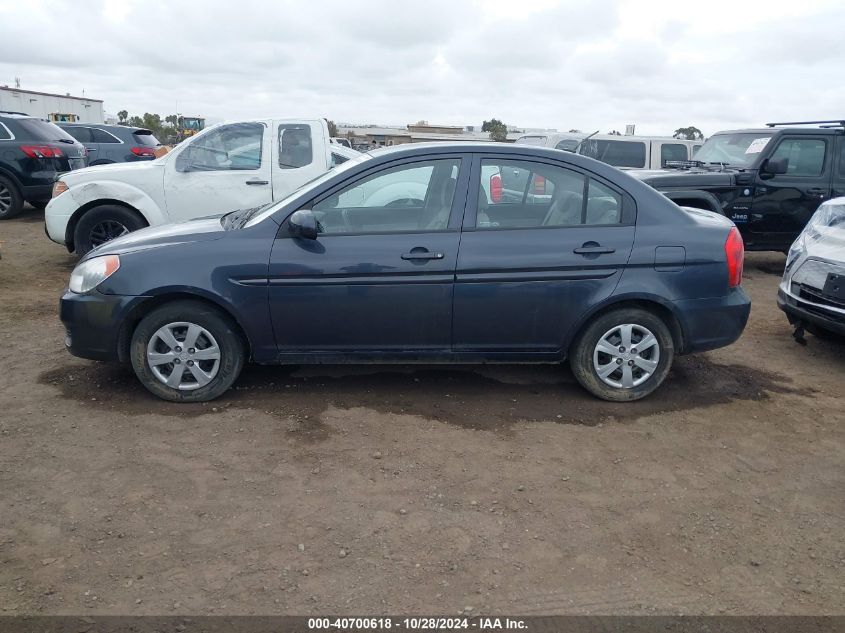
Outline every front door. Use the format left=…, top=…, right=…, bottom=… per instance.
left=750, top=135, right=833, bottom=244
left=453, top=155, right=636, bottom=356
left=268, top=156, right=468, bottom=357
left=163, top=121, right=273, bottom=222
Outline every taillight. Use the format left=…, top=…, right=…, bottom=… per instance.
left=490, top=173, right=502, bottom=204
left=725, top=226, right=744, bottom=287
left=533, top=174, right=546, bottom=194
left=131, top=146, right=156, bottom=157
left=20, top=145, right=64, bottom=158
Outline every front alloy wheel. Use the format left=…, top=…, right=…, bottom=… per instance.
left=130, top=300, right=245, bottom=402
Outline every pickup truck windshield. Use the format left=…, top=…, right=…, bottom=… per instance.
left=693, top=133, right=773, bottom=168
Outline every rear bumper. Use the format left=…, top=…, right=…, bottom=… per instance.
left=673, top=287, right=751, bottom=353
left=21, top=183, right=53, bottom=201
left=60, top=290, right=148, bottom=362
left=778, top=287, right=845, bottom=336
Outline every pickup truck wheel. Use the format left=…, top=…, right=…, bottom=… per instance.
left=570, top=307, right=674, bottom=402
left=74, top=205, right=147, bottom=255
left=130, top=300, right=246, bottom=402
left=0, top=175, right=24, bottom=220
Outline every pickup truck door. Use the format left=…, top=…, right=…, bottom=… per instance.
left=831, top=136, right=845, bottom=199
left=270, top=120, right=332, bottom=201
left=163, top=121, right=274, bottom=222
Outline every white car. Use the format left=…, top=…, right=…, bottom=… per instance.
left=46, top=118, right=359, bottom=254
left=778, top=197, right=845, bottom=340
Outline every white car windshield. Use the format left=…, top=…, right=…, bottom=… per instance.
left=244, top=152, right=372, bottom=227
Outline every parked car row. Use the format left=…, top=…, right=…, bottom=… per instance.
left=2, top=111, right=841, bottom=403
left=44, top=118, right=359, bottom=254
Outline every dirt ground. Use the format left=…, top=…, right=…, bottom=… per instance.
left=0, top=205, right=842, bottom=616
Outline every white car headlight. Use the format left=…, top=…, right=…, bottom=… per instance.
left=69, top=255, right=121, bottom=293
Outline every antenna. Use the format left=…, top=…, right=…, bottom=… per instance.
left=14, top=77, right=20, bottom=88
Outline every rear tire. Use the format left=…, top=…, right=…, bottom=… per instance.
left=570, top=307, right=675, bottom=402
left=0, top=174, right=24, bottom=220
left=130, top=300, right=246, bottom=403
left=73, top=204, right=147, bottom=255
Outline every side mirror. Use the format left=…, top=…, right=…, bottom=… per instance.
left=761, top=157, right=788, bottom=177
left=289, top=209, right=318, bottom=240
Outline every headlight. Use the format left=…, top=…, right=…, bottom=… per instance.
left=785, top=235, right=806, bottom=272
left=52, top=180, right=68, bottom=198
left=69, top=255, right=120, bottom=293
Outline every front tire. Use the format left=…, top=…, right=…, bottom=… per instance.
left=0, top=174, right=24, bottom=220
left=73, top=204, right=147, bottom=255
left=570, top=307, right=675, bottom=402
left=130, top=301, right=246, bottom=402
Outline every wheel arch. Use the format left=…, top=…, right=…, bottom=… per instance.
left=116, top=291, right=253, bottom=364
left=661, top=190, right=723, bottom=214
left=65, top=199, right=148, bottom=249
left=565, top=294, right=686, bottom=357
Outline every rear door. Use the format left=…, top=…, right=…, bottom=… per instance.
left=89, top=126, right=122, bottom=162
left=831, top=136, right=845, bottom=199
left=453, top=154, right=636, bottom=355
left=62, top=126, right=98, bottom=161
left=271, top=120, right=332, bottom=200
left=163, top=121, right=273, bottom=221
left=750, top=135, right=833, bottom=242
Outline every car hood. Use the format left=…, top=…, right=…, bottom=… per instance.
left=62, top=155, right=165, bottom=183
left=627, top=168, right=737, bottom=187
left=85, top=216, right=225, bottom=259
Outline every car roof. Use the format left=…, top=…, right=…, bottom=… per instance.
left=713, top=127, right=844, bottom=136
left=59, top=122, right=152, bottom=134
left=364, top=141, right=630, bottom=178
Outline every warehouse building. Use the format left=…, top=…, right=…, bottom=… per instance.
left=0, top=86, right=104, bottom=123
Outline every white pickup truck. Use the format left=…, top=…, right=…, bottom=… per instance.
left=45, top=118, right=359, bottom=254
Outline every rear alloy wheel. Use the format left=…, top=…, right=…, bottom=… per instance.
left=570, top=308, right=674, bottom=401
left=73, top=204, right=148, bottom=254
left=0, top=175, right=24, bottom=220
left=130, top=301, right=245, bottom=402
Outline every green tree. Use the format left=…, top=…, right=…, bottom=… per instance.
left=673, top=126, right=704, bottom=140
left=482, top=118, right=508, bottom=142
left=117, top=110, right=128, bottom=125
left=608, top=130, right=622, bottom=135
left=128, top=115, right=143, bottom=128
left=326, top=119, right=339, bottom=137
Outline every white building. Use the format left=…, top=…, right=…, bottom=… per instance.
left=0, top=86, right=104, bottom=123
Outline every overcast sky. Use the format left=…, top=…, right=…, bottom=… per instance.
left=1, top=0, right=843, bottom=136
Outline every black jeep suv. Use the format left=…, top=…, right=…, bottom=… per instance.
left=0, top=111, right=88, bottom=220
left=628, top=120, right=845, bottom=251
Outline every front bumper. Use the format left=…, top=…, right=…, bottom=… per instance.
left=673, top=287, right=751, bottom=353
left=45, top=191, right=79, bottom=246
left=778, top=287, right=845, bottom=336
left=60, top=290, right=148, bottom=362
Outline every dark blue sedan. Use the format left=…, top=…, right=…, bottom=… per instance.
left=60, top=143, right=751, bottom=402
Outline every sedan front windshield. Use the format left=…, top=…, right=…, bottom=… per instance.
left=244, top=152, right=371, bottom=228
left=692, top=133, right=773, bottom=168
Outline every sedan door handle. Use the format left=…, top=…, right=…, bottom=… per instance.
left=574, top=246, right=616, bottom=255
left=401, top=251, right=444, bottom=260
left=245, top=179, right=269, bottom=185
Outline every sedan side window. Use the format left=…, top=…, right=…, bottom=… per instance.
left=312, top=159, right=461, bottom=234
left=477, top=159, right=623, bottom=228
left=65, top=127, right=93, bottom=143
left=185, top=123, right=264, bottom=171
left=90, top=128, right=120, bottom=143
left=279, top=124, right=313, bottom=169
